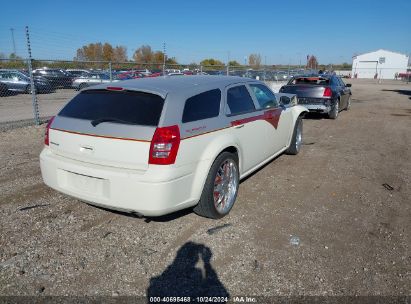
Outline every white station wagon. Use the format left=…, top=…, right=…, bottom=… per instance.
left=40, top=76, right=308, bottom=219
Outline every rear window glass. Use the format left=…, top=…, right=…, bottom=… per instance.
left=59, top=90, right=164, bottom=126
left=182, top=89, right=221, bottom=123
left=289, top=77, right=330, bottom=85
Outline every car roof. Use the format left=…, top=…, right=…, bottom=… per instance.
left=84, top=75, right=256, bottom=98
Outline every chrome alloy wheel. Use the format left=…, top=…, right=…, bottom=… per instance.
left=213, top=159, right=239, bottom=214
left=295, top=121, right=302, bottom=152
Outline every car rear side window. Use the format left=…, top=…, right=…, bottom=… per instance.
left=59, top=90, right=164, bottom=126
left=226, top=85, right=256, bottom=115
left=182, top=89, right=221, bottom=123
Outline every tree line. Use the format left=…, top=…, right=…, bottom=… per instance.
left=72, top=43, right=271, bottom=68
left=0, top=45, right=352, bottom=70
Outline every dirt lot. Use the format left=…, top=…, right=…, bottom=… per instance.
left=0, top=79, right=410, bottom=298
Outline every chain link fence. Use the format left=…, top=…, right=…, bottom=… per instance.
left=1, top=58, right=409, bottom=130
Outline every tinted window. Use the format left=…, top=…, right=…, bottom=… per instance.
left=59, top=90, right=164, bottom=126
left=249, top=84, right=278, bottom=109
left=226, top=85, right=255, bottom=115
left=182, top=89, right=221, bottom=123
left=290, top=77, right=330, bottom=85
left=330, top=77, right=338, bottom=86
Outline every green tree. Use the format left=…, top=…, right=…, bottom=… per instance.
left=9, top=53, right=23, bottom=60
left=166, top=57, right=178, bottom=65
left=200, top=58, right=224, bottom=66
left=228, top=60, right=241, bottom=66
left=342, top=62, right=351, bottom=69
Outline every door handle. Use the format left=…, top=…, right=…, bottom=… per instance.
left=235, top=124, right=245, bottom=129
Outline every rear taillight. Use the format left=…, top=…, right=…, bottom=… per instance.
left=44, top=116, right=55, bottom=146
left=106, top=87, right=123, bottom=91
left=149, top=125, right=180, bottom=165
left=323, top=87, right=332, bottom=97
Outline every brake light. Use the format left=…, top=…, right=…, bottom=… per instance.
left=106, top=86, right=123, bottom=91
left=44, top=116, right=55, bottom=146
left=149, top=125, right=180, bottom=165
left=323, top=87, right=332, bottom=97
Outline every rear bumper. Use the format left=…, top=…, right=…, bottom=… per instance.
left=40, top=148, right=201, bottom=216
left=297, top=98, right=335, bottom=114
left=302, top=104, right=331, bottom=113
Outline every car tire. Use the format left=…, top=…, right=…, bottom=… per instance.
left=346, top=96, right=351, bottom=110
left=79, top=83, right=87, bottom=90
left=25, top=85, right=33, bottom=94
left=286, top=116, right=303, bottom=155
left=193, top=151, right=239, bottom=219
left=328, top=99, right=339, bottom=119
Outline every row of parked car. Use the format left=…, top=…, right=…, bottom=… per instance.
left=0, top=67, right=305, bottom=97
left=0, top=68, right=199, bottom=96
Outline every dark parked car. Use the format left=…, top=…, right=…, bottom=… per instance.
left=0, top=81, right=9, bottom=96
left=279, top=74, right=352, bottom=119
left=0, top=69, right=52, bottom=94
left=32, top=69, right=74, bottom=89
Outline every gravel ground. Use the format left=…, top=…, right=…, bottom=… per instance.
left=0, top=79, right=410, bottom=298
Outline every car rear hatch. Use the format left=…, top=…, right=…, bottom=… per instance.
left=280, top=77, right=331, bottom=100
left=48, top=89, right=165, bottom=171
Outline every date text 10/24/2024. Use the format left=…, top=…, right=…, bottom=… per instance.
left=149, top=296, right=257, bottom=303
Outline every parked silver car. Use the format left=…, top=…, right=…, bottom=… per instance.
left=72, top=73, right=118, bottom=90
left=0, top=69, right=52, bottom=94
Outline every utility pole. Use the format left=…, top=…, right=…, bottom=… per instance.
left=25, top=26, right=40, bottom=125
left=226, top=51, right=230, bottom=76
left=10, top=28, right=16, bottom=56
left=162, top=42, right=166, bottom=76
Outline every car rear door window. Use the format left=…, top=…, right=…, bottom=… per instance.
left=182, top=89, right=221, bottom=123
left=226, top=85, right=256, bottom=115
left=249, top=84, right=278, bottom=109
left=59, top=89, right=164, bottom=126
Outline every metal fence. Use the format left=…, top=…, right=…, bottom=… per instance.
left=0, top=58, right=307, bottom=128
left=1, top=58, right=408, bottom=129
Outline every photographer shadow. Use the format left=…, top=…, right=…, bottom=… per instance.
left=147, top=241, right=230, bottom=298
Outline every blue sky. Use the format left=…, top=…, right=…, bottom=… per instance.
left=0, top=0, right=410, bottom=65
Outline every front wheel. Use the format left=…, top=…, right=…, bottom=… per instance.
left=194, top=152, right=239, bottom=219
left=25, top=85, right=35, bottom=94
left=286, top=116, right=303, bottom=155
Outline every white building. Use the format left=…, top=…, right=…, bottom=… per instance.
left=352, top=49, right=409, bottom=79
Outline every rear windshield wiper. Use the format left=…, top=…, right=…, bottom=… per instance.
left=90, top=117, right=138, bottom=127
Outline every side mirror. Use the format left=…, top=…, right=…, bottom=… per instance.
left=280, top=96, right=291, bottom=105
left=346, top=83, right=352, bottom=87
